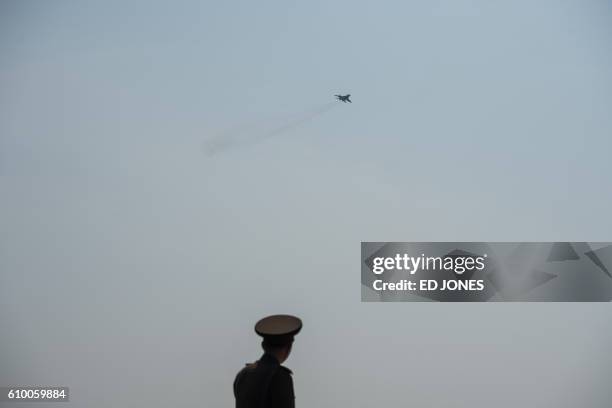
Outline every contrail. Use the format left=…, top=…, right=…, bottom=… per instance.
left=205, top=102, right=337, bottom=156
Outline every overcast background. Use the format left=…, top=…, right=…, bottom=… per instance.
left=1, top=1, right=611, bottom=407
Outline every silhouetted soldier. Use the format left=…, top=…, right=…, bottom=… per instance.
left=234, top=315, right=302, bottom=408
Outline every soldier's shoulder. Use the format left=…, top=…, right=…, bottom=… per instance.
left=269, top=366, right=295, bottom=398
left=235, top=362, right=257, bottom=381
left=278, top=365, right=293, bottom=375
left=236, top=362, right=257, bottom=374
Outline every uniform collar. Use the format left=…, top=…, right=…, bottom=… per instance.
left=260, top=352, right=281, bottom=366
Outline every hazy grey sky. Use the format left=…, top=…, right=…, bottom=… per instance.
left=1, top=1, right=611, bottom=407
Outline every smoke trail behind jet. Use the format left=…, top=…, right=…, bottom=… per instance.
left=204, top=102, right=337, bottom=156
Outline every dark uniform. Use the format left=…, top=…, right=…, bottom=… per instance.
left=234, top=315, right=302, bottom=408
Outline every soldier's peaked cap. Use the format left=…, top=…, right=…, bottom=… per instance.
left=255, top=315, right=302, bottom=346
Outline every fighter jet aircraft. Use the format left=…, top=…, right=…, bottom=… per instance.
left=335, top=94, right=352, bottom=103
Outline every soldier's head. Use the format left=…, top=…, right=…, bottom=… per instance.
left=255, top=315, right=302, bottom=364
left=261, top=339, right=293, bottom=363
